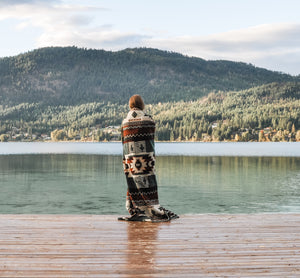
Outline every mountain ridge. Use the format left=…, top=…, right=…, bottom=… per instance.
left=0, top=47, right=299, bottom=142
left=0, top=46, right=298, bottom=106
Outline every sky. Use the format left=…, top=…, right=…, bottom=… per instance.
left=0, top=0, right=300, bottom=75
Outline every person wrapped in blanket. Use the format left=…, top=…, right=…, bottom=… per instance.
left=119, top=95, right=179, bottom=222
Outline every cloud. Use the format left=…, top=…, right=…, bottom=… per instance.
left=0, top=1, right=146, bottom=50
left=146, top=23, right=300, bottom=57
left=0, top=0, right=59, bottom=7
left=0, top=1, right=99, bottom=22
left=1, top=1, right=299, bottom=74
left=37, top=27, right=149, bottom=49
left=144, top=23, right=300, bottom=74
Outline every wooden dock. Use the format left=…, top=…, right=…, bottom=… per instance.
left=0, top=214, right=299, bottom=277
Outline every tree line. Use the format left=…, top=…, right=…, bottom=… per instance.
left=1, top=82, right=299, bottom=142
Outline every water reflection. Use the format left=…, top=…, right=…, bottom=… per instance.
left=0, top=154, right=124, bottom=214
left=156, top=156, right=300, bottom=214
left=0, top=155, right=299, bottom=214
left=125, top=222, right=160, bottom=277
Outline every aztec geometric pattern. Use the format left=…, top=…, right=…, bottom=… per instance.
left=121, top=109, right=160, bottom=214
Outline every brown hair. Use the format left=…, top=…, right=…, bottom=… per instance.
left=129, top=94, right=145, bottom=110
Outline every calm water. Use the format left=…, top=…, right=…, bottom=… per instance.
left=0, top=142, right=299, bottom=214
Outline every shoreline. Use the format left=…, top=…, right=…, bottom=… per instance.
left=1, top=140, right=300, bottom=143
left=1, top=141, right=300, bottom=157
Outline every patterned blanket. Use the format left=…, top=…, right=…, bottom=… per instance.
left=121, top=109, right=178, bottom=222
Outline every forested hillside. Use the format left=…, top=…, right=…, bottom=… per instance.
left=0, top=82, right=299, bottom=142
left=0, top=46, right=298, bottom=106
left=0, top=47, right=299, bottom=142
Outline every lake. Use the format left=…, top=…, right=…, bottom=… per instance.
left=0, top=142, right=299, bottom=214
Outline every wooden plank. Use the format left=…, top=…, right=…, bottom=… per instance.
left=0, top=214, right=299, bottom=277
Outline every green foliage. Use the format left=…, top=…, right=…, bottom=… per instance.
left=0, top=134, right=8, bottom=142
left=0, top=47, right=298, bottom=107
left=1, top=82, right=299, bottom=141
left=1, top=47, right=299, bottom=141
left=51, top=129, right=67, bottom=141
left=149, top=82, right=300, bottom=141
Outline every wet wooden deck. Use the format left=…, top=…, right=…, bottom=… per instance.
left=0, top=214, right=299, bottom=277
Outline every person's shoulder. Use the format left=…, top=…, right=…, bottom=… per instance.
left=122, top=111, right=134, bottom=123
left=143, top=113, right=153, bottom=119
left=123, top=109, right=154, bottom=123
left=141, top=112, right=155, bottom=122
